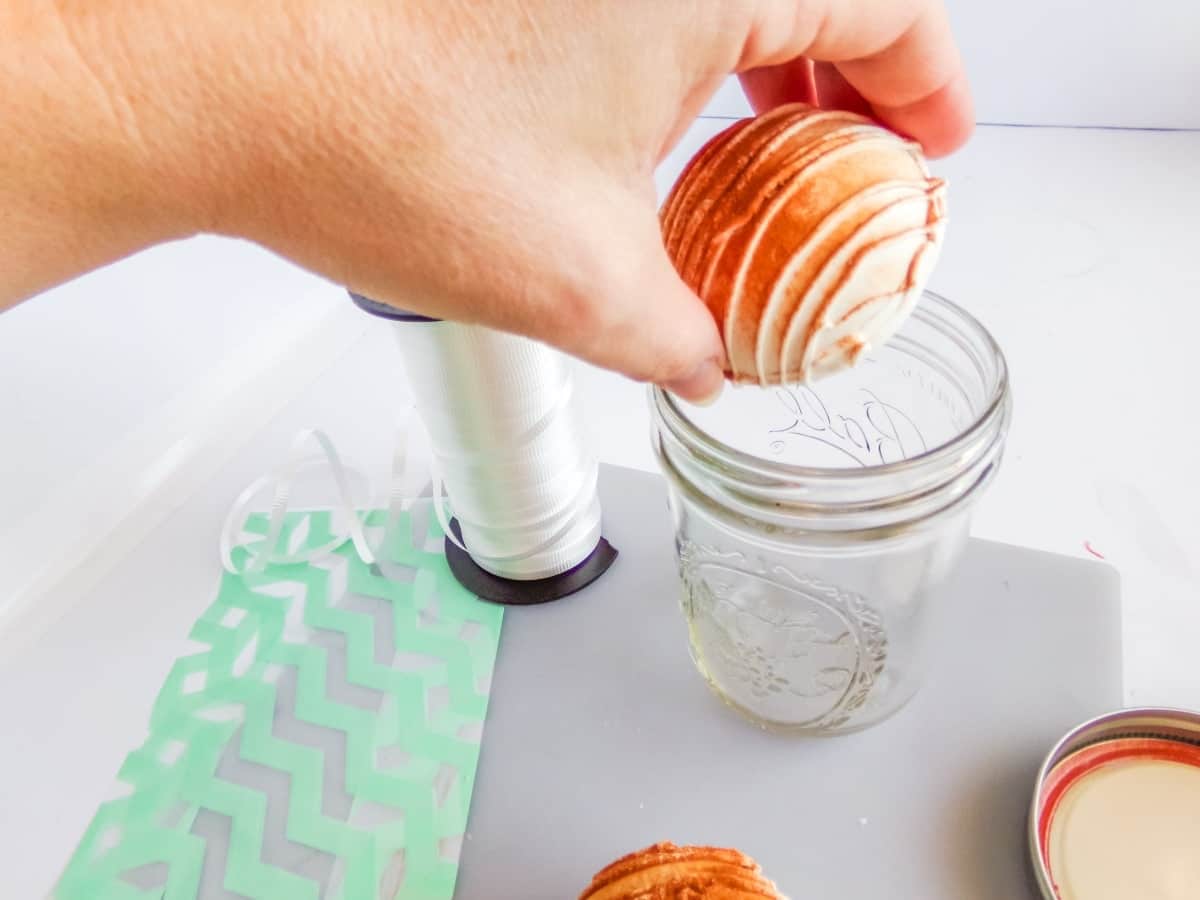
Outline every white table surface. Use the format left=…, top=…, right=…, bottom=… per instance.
left=3, top=119, right=1199, bottom=896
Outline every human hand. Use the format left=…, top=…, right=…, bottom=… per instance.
left=12, top=0, right=971, bottom=401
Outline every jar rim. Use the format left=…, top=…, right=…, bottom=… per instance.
left=652, top=291, right=1009, bottom=490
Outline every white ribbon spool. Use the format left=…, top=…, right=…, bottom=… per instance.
left=392, top=321, right=602, bottom=581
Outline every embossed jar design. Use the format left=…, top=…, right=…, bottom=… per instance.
left=651, top=292, right=1010, bottom=734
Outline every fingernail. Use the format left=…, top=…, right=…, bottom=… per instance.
left=665, top=358, right=725, bottom=406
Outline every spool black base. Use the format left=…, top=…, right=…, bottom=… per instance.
left=444, top=519, right=618, bottom=605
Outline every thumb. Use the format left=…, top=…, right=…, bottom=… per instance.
left=544, top=188, right=727, bottom=404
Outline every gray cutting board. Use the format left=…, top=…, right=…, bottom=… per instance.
left=455, top=465, right=1122, bottom=899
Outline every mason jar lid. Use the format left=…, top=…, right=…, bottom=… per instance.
left=1030, top=707, right=1200, bottom=899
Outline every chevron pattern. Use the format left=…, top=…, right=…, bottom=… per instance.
left=56, top=505, right=503, bottom=899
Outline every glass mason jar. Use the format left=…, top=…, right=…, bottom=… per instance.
left=651, top=292, right=1011, bottom=735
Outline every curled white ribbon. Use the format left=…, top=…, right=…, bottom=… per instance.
left=219, top=428, right=382, bottom=575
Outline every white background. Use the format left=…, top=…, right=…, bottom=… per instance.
left=3, top=4, right=1200, bottom=895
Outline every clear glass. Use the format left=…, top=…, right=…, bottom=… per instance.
left=651, top=292, right=1011, bottom=735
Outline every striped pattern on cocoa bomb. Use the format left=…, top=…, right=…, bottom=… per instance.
left=660, top=104, right=946, bottom=385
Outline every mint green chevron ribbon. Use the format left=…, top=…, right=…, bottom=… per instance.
left=55, top=504, right=502, bottom=899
